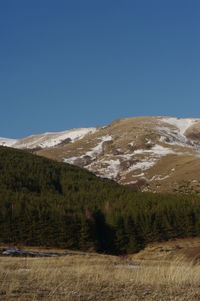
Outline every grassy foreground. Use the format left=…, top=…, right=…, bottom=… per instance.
left=0, top=248, right=200, bottom=301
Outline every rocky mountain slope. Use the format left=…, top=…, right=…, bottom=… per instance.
left=2, top=116, right=200, bottom=193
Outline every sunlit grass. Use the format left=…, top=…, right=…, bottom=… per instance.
left=0, top=253, right=199, bottom=300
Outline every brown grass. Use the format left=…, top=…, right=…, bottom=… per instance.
left=0, top=251, right=200, bottom=301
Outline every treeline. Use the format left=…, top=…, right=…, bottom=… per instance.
left=0, top=146, right=200, bottom=254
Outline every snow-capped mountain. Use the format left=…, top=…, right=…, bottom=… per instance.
left=2, top=116, right=200, bottom=193
left=0, top=138, right=18, bottom=147
left=0, top=128, right=96, bottom=149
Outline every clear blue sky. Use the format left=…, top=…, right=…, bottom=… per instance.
left=1, top=0, right=200, bottom=138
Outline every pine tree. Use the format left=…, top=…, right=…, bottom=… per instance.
left=115, top=216, right=128, bottom=254
left=79, top=217, right=96, bottom=251
left=126, top=216, right=141, bottom=253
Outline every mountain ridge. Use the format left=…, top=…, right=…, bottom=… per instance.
left=2, top=116, right=200, bottom=194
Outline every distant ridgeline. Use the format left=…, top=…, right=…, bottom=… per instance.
left=0, top=146, right=199, bottom=255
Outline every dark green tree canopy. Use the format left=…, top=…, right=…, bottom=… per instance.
left=0, top=146, right=199, bottom=255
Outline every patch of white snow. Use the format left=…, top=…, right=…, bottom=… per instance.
left=86, top=135, right=112, bottom=158
left=161, top=117, right=196, bottom=136
left=100, top=159, right=121, bottom=179
left=0, top=138, right=18, bottom=147
left=64, top=157, right=79, bottom=164
left=15, top=128, right=97, bottom=149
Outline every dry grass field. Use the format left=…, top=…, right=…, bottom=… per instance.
left=1, top=238, right=200, bottom=300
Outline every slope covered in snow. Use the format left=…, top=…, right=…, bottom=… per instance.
left=161, top=117, right=197, bottom=136
left=0, top=138, right=18, bottom=147
left=0, top=128, right=97, bottom=149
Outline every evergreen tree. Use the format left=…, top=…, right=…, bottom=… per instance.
left=115, top=217, right=128, bottom=254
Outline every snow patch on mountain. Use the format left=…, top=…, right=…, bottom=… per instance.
left=150, top=144, right=176, bottom=156
left=88, top=159, right=121, bottom=180
left=121, top=144, right=177, bottom=179
left=85, top=135, right=112, bottom=158
left=128, top=159, right=156, bottom=172
left=134, top=145, right=175, bottom=156
left=161, top=117, right=197, bottom=136
left=14, top=128, right=97, bottom=149
left=64, top=135, right=113, bottom=165
left=64, top=156, right=79, bottom=164
left=149, top=174, right=170, bottom=181
left=0, top=138, right=18, bottom=147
